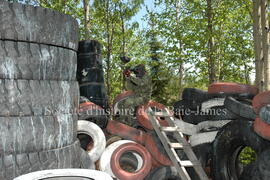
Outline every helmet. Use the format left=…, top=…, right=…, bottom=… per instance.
left=133, top=64, right=146, bottom=78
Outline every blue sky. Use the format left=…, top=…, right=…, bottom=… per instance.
left=132, top=0, right=155, bottom=29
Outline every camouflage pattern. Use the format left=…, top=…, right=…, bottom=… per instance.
left=116, top=72, right=152, bottom=127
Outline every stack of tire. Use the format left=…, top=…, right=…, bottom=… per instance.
left=173, top=82, right=259, bottom=179
left=174, top=82, right=258, bottom=125
left=212, top=90, right=270, bottom=180
left=0, top=1, right=82, bottom=179
left=77, top=40, right=108, bottom=129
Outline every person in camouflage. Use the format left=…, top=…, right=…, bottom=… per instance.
left=117, top=64, right=152, bottom=127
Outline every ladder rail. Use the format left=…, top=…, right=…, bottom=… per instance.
left=147, top=108, right=209, bottom=180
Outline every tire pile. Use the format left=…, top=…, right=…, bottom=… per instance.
left=0, top=1, right=82, bottom=179
left=174, top=82, right=270, bottom=180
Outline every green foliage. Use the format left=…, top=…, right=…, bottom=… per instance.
left=13, top=0, right=256, bottom=106
left=239, top=147, right=256, bottom=165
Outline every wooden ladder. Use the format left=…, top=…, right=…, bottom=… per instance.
left=147, top=108, right=209, bottom=180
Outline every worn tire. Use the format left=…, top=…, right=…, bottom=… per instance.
left=14, top=169, right=113, bottom=180
left=224, top=96, right=256, bottom=120
left=79, top=148, right=95, bottom=169
left=144, top=166, right=180, bottom=180
left=0, top=115, right=77, bottom=155
left=208, top=82, right=258, bottom=95
left=77, top=120, right=106, bottom=162
left=259, top=105, right=270, bottom=124
left=0, top=1, right=79, bottom=50
left=253, top=117, right=270, bottom=140
left=250, top=149, right=270, bottom=180
left=212, top=120, right=270, bottom=180
left=0, top=40, right=77, bottom=80
left=0, top=80, right=79, bottom=116
left=0, top=140, right=81, bottom=180
left=110, top=143, right=152, bottom=180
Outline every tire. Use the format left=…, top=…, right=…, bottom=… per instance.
left=136, top=100, right=169, bottom=130
left=253, top=117, right=270, bottom=140
left=113, top=91, right=134, bottom=112
left=0, top=40, right=77, bottom=80
left=173, top=100, right=190, bottom=118
left=224, top=96, right=256, bottom=120
left=208, top=82, right=258, bottom=95
left=200, top=98, right=225, bottom=112
left=99, top=140, right=134, bottom=178
left=78, top=101, right=108, bottom=129
left=189, top=131, right=218, bottom=147
left=77, top=120, right=106, bottom=162
left=14, top=169, right=113, bottom=180
left=0, top=1, right=79, bottom=50
left=212, top=120, right=270, bottom=180
left=0, top=115, right=77, bottom=154
left=259, top=105, right=270, bottom=124
left=182, top=88, right=254, bottom=110
left=250, top=149, right=270, bottom=180
left=110, top=142, right=152, bottom=180
left=0, top=140, right=81, bottom=180
left=183, top=106, right=239, bottom=124
left=79, top=148, right=95, bottom=169
left=144, top=166, right=181, bottom=180
left=0, top=80, right=79, bottom=116
left=253, top=91, right=270, bottom=114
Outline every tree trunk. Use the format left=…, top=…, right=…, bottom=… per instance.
left=253, top=0, right=264, bottom=91
left=206, top=0, right=216, bottom=84
left=261, top=0, right=270, bottom=90
left=83, top=0, right=91, bottom=39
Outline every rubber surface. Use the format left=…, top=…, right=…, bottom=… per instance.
left=259, top=105, right=270, bottom=124
left=79, top=148, right=95, bottom=169
left=0, top=80, right=79, bottom=116
left=250, top=149, right=270, bottom=180
left=136, top=100, right=169, bottom=130
left=212, top=120, right=270, bottom=180
left=110, top=142, right=152, bottom=180
left=224, top=96, right=256, bottom=120
left=14, top=169, right=113, bottom=180
left=0, top=115, right=77, bottom=155
left=0, top=40, right=77, bottom=80
left=253, top=90, right=270, bottom=114
left=0, top=140, right=81, bottom=180
left=144, top=166, right=181, bottom=180
left=99, top=140, right=134, bottom=178
left=77, top=120, right=106, bottom=162
left=0, top=1, right=79, bottom=50
left=253, top=117, right=270, bottom=140
left=208, top=82, right=258, bottom=95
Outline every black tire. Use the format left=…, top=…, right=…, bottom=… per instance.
left=182, top=88, right=254, bottom=109
left=212, top=120, right=270, bottom=180
left=0, top=1, right=79, bottom=50
left=144, top=166, right=181, bottom=180
left=224, top=96, right=256, bottom=120
left=183, top=106, right=240, bottom=124
left=0, top=40, right=77, bottom=80
left=259, top=105, right=270, bottom=124
left=0, top=80, right=79, bottom=116
left=0, top=140, right=81, bottom=180
left=250, top=148, right=270, bottom=180
left=0, top=115, right=77, bottom=154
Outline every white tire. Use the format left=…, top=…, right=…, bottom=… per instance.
left=14, top=169, right=113, bottom=180
left=77, top=120, right=106, bottom=162
left=189, top=131, right=218, bottom=147
left=201, top=98, right=225, bottom=112
left=99, top=140, right=143, bottom=178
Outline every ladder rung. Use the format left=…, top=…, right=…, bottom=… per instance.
left=152, top=111, right=172, bottom=117
left=160, top=126, right=178, bottom=132
left=179, top=160, right=200, bottom=167
left=169, top=143, right=183, bottom=149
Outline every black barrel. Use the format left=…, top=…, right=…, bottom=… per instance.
left=77, top=40, right=108, bottom=109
